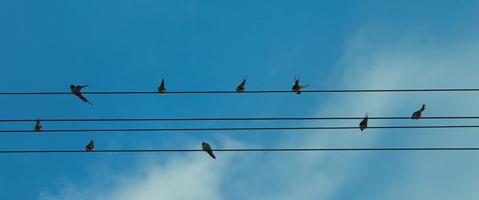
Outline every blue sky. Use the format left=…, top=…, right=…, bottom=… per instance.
left=0, top=0, right=479, bottom=199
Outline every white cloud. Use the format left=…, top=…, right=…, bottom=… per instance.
left=40, top=26, right=479, bottom=200
left=324, top=27, right=479, bottom=200
left=39, top=153, right=230, bottom=200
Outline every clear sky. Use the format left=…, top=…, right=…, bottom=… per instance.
left=0, top=0, right=479, bottom=199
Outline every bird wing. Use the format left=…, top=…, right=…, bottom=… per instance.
left=359, top=119, right=367, bottom=129
left=412, top=111, right=420, bottom=119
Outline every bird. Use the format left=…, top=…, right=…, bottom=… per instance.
left=85, top=140, right=94, bottom=152
left=291, top=76, right=310, bottom=95
left=411, top=104, right=426, bottom=120
left=359, top=113, right=368, bottom=131
left=236, top=78, right=247, bottom=92
left=70, top=85, right=93, bottom=105
left=202, top=142, right=216, bottom=159
left=158, top=79, right=166, bottom=94
left=34, top=119, right=42, bottom=133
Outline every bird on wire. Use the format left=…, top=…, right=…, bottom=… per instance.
left=292, top=76, right=310, bottom=95
left=85, top=140, right=95, bottom=152
left=236, top=78, right=247, bottom=93
left=202, top=142, right=216, bottom=159
left=70, top=85, right=93, bottom=105
left=412, top=104, right=426, bottom=120
left=34, top=119, right=42, bottom=133
left=359, top=113, right=368, bottom=131
left=158, top=79, right=166, bottom=94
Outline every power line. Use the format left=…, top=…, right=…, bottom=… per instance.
left=1, top=147, right=479, bottom=154
left=1, top=116, right=479, bottom=122
left=1, top=88, right=479, bottom=95
left=2, top=125, right=479, bottom=133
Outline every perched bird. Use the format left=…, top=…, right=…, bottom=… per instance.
left=85, top=140, right=94, bottom=152
left=202, top=142, right=216, bottom=159
left=34, top=119, right=42, bottom=133
left=411, top=104, right=426, bottom=120
left=236, top=78, right=247, bottom=92
left=158, top=79, right=166, bottom=94
left=291, top=76, right=310, bottom=95
left=70, top=85, right=93, bottom=105
left=359, top=113, right=368, bottom=131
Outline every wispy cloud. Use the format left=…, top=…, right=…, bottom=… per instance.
left=40, top=152, right=231, bottom=200
left=40, top=25, right=479, bottom=200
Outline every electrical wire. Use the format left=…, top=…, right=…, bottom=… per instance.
left=1, top=116, right=479, bottom=122
left=1, top=147, right=479, bottom=154
left=1, top=88, right=479, bottom=95
left=2, top=125, right=479, bottom=133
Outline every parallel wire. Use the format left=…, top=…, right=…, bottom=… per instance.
left=1, top=88, right=479, bottom=95
left=1, top=147, right=479, bottom=154
left=1, top=116, right=479, bottom=122
left=2, top=125, right=479, bottom=133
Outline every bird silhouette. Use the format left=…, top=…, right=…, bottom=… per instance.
left=85, top=140, right=94, bottom=152
left=158, top=79, right=166, bottom=94
left=236, top=78, right=247, bottom=92
left=359, top=113, right=368, bottom=131
left=411, top=104, right=426, bottom=120
left=70, top=85, right=93, bottom=105
left=34, top=119, right=42, bottom=133
left=292, top=76, right=310, bottom=95
left=202, top=142, right=216, bottom=159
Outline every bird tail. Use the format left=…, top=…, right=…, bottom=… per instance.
left=79, top=95, right=93, bottom=105
left=209, top=152, right=216, bottom=159
left=420, top=104, right=426, bottom=112
left=302, top=84, right=310, bottom=89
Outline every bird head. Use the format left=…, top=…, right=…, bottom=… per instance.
left=70, top=85, right=75, bottom=89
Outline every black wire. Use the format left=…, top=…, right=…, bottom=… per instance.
left=2, top=125, right=479, bottom=133
left=2, top=116, right=479, bottom=122
left=1, top=147, right=479, bottom=154
left=1, top=88, right=479, bottom=95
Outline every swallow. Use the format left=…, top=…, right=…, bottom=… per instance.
left=202, top=142, right=216, bottom=159
left=86, top=140, right=94, bottom=152
left=411, top=104, right=426, bottom=120
left=236, top=78, right=247, bottom=92
left=34, top=119, right=42, bottom=133
left=70, top=85, right=93, bottom=105
left=158, top=79, right=166, bottom=94
left=359, top=113, right=368, bottom=131
left=292, top=76, right=310, bottom=95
